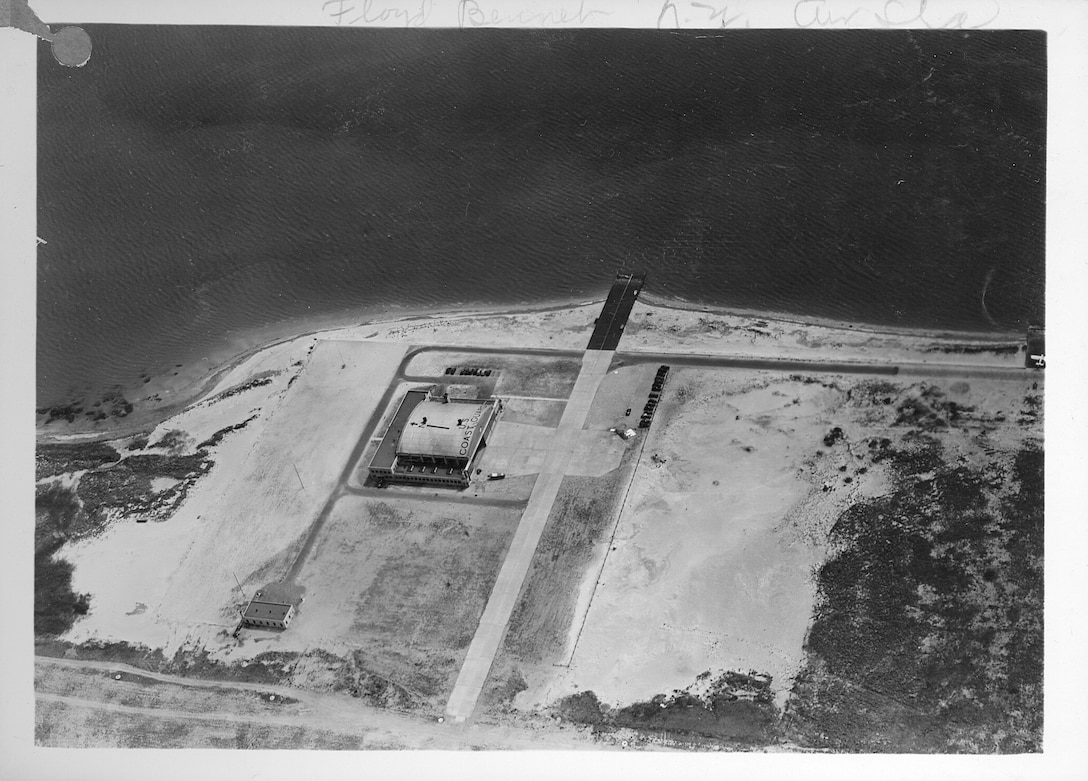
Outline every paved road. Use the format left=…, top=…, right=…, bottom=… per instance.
left=403, top=343, right=1030, bottom=382
left=342, top=484, right=527, bottom=509
left=496, top=394, right=570, bottom=402
left=616, top=350, right=1030, bottom=380
left=895, top=361, right=1034, bottom=380
left=407, top=344, right=585, bottom=360
left=444, top=350, right=615, bottom=722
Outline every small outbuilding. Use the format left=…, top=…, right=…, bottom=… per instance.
left=242, top=598, right=295, bottom=630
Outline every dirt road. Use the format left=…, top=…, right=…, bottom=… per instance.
left=35, top=656, right=605, bottom=750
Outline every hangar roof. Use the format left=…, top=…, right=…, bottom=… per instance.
left=398, top=398, right=496, bottom=461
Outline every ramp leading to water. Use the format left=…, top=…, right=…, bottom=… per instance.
left=587, top=272, right=645, bottom=351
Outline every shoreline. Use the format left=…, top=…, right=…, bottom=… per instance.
left=34, top=296, right=599, bottom=445
left=35, top=296, right=1028, bottom=447
left=637, top=292, right=1025, bottom=342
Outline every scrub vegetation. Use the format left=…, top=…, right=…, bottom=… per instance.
left=33, top=435, right=235, bottom=637
left=555, top=670, right=780, bottom=746
left=782, top=439, right=1043, bottom=752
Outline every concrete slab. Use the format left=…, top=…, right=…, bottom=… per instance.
left=488, top=422, right=558, bottom=451
left=566, top=430, right=628, bottom=477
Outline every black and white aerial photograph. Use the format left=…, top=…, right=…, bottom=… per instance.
left=14, top=4, right=1073, bottom=773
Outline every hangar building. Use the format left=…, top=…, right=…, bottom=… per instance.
left=369, top=386, right=501, bottom=488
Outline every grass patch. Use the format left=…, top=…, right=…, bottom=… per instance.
left=337, top=501, right=518, bottom=707
left=502, top=464, right=631, bottom=664
left=37, top=639, right=424, bottom=717
left=36, top=638, right=169, bottom=670
left=492, top=357, right=582, bottom=398
left=36, top=698, right=364, bottom=749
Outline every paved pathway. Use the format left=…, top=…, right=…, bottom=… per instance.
left=444, top=350, right=615, bottom=722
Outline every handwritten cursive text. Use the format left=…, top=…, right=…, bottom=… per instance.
left=322, top=0, right=434, bottom=27
left=457, top=0, right=610, bottom=28
left=793, top=0, right=861, bottom=27
left=658, top=1, right=749, bottom=29
left=793, top=0, right=1000, bottom=29
left=874, top=0, right=1000, bottom=29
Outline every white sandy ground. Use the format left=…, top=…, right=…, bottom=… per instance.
left=63, top=339, right=406, bottom=653
left=58, top=339, right=318, bottom=650
left=50, top=301, right=1030, bottom=699
left=312, top=297, right=1026, bottom=370
left=516, top=370, right=848, bottom=712
left=510, top=365, right=1039, bottom=714
left=622, top=299, right=1026, bottom=368
left=322, top=304, right=601, bottom=353
left=142, top=337, right=317, bottom=448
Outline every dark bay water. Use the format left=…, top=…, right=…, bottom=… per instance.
left=37, top=27, right=1045, bottom=408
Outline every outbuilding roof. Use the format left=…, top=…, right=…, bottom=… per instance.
left=243, top=600, right=293, bottom=622
left=397, top=398, right=496, bottom=460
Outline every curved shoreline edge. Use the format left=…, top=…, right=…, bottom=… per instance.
left=36, top=296, right=1027, bottom=446
left=637, top=292, right=1024, bottom=341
